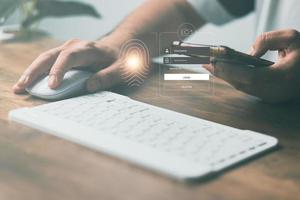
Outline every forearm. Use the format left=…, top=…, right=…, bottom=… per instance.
left=101, top=0, right=206, bottom=57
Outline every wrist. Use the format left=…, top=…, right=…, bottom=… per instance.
left=97, top=30, right=135, bottom=50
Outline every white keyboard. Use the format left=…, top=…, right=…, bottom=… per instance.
left=9, top=92, right=278, bottom=180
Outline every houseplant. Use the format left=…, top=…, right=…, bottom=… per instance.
left=0, top=0, right=100, bottom=39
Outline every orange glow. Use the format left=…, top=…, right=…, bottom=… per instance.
left=126, top=53, right=142, bottom=71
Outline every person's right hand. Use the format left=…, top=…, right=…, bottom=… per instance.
left=204, top=29, right=300, bottom=103
left=13, top=37, right=125, bottom=94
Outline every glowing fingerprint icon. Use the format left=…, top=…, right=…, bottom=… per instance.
left=119, top=39, right=150, bottom=87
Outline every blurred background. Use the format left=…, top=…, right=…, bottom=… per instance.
left=4, top=0, right=255, bottom=52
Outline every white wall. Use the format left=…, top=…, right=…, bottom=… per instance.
left=189, top=14, right=255, bottom=52
left=5, top=0, right=255, bottom=52
left=37, top=0, right=145, bottom=41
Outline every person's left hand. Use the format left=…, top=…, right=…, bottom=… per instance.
left=203, top=29, right=300, bottom=103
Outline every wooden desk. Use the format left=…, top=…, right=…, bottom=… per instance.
left=1, top=38, right=300, bottom=200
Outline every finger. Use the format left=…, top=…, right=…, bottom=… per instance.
left=13, top=47, right=61, bottom=94
left=86, top=62, right=122, bottom=92
left=251, top=29, right=300, bottom=57
left=213, top=61, right=290, bottom=102
left=48, top=50, right=84, bottom=89
left=211, top=61, right=258, bottom=85
left=212, top=62, right=264, bottom=89
left=202, top=64, right=214, bottom=74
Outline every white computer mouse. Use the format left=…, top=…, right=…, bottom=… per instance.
left=26, top=70, right=93, bottom=100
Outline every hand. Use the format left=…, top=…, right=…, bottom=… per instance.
left=13, top=37, right=124, bottom=94
left=204, top=29, right=300, bottom=103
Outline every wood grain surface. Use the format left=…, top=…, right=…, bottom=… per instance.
left=0, top=36, right=300, bottom=200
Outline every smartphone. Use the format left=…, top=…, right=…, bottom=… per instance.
left=172, top=41, right=274, bottom=67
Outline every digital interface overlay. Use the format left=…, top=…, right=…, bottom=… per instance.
left=158, top=23, right=217, bottom=97
left=118, top=24, right=218, bottom=97
left=119, top=38, right=154, bottom=87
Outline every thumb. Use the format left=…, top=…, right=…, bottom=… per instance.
left=250, top=29, right=300, bottom=57
left=86, top=62, right=122, bottom=92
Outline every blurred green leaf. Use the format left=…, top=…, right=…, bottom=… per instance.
left=0, top=0, right=21, bottom=22
left=22, top=0, right=101, bottom=28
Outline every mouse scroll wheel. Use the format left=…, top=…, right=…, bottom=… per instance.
left=106, top=99, right=116, bottom=102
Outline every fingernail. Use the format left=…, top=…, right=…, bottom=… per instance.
left=17, top=75, right=29, bottom=86
left=12, top=84, right=24, bottom=94
left=49, top=75, right=58, bottom=88
left=12, top=84, right=19, bottom=92
left=86, top=79, right=99, bottom=92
